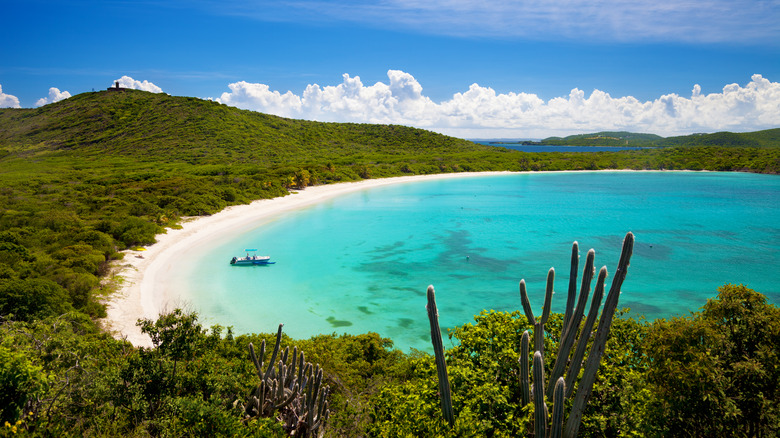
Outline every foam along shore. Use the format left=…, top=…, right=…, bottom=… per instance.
left=103, top=171, right=518, bottom=347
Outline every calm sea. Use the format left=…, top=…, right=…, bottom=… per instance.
left=175, top=172, right=780, bottom=352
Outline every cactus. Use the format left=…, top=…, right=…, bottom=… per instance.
left=426, top=285, right=455, bottom=427
left=564, top=266, right=606, bottom=398
left=519, top=267, right=556, bottom=359
left=427, top=232, right=634, bottom=435
left=563, top=232, right=634, bottom=438
left=519, top=330, right=531, bottom=406
left=533, top=351, right=548, bottom=438
left=561, top=242, right=579, bottom=338
left=243, top=323, right=330, bottom=438
left=550, top=377, right=566, bottom=438
left=547, top=248, right=596, bottom=400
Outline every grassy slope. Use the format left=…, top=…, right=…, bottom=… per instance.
left=0, top=90, right=487, bottom=163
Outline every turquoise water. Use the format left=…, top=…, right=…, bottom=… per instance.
left=178, top=172, right=780, bottom=352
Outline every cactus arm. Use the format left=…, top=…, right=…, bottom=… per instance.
left=541, top=268, right=555, bottom=324
left=520, top=277, right=544, bottom=358
left=550, top=377, right=566, bottom=438
left=287, top=347, right=298, bottom=388
left=534, top=321, right=545, bottom=359
left=264, top=324, right=284, bottom=381
left=533, top=351, right=548, bottom=438
left=427, top=285, right=455, bottom=427
left=519, top=279, right=536, bottom=324
left=249, top=341, right=264, bottom=378
left=307, top=368, right=323, bottom=429
left=562, top=242, right=579, bottom=337
left=317, top=387, right=330, bottom=425
left=272, top=381, right=299, bottom=410
left=564, top=232, right=634, bottom=438
left=562, top=249, right=596, bottom=344
left=297, top=351, right=306, bottom=384
left=564, top=266, right=606, bottom=398
left=520, top=330, right=531, bottom=406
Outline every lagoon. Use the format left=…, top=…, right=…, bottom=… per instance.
left=173, top=171, right=780, bottom=352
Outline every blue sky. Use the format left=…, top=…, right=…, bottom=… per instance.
left=2, top=0, right=779, bottom=138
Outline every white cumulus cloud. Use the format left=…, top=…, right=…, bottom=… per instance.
left=218, top=70, right=440, bottom=125
left=113, top=76, right=164, bottom=93
left=35, top=87, right=72, bottom=107
left=215, top=71, right=780, bottom=138
left=0, top=84, right=21, bottom=108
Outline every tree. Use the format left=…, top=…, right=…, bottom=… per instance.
left=0, top=278, right=74, bottom=321
left=294, top=169, right=311, bottom=189
left=643, top=284, right=780, bottom=437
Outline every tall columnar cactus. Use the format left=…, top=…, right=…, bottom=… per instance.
left=243, top=323, right=330, bottom=438
left=519, top=331, right=531, bottom=406
left=563, top=267, right=606, bottom=399
left=550, top=377, right=566, bottom=438
left=561, top=242, right=580, bottom=338
left=533, top=351, right=548, bottom=438
left=426, top=285, right=455, bottom=427
left=427, top=231, right=634, bottom=437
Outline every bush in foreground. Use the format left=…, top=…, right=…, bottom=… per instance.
left=1, top=285, right=778, bottom=437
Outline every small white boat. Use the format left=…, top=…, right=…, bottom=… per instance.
left=230, top=249, right=275, bottom=265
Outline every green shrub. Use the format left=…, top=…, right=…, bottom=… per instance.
left=0, top=346, right=49, bottom=423
left=0, top=278, right=74, bottom=321
left=643, top=285, right=780, bottom=437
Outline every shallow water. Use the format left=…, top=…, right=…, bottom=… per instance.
left=175, top=172, right=780, bottom=352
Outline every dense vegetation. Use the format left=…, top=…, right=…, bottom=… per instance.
left=536, top=131, right=664, bottom=147
left=530, top=129, right=780, bottom=148
left=2, top=284, right=777, bottom=437
left=1, top=90, right=779, bottom=436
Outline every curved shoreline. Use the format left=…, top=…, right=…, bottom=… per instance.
left=102, top=171, right=519, bottom=346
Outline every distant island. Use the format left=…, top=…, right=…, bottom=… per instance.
left=486, top=129, right=780, bottom=148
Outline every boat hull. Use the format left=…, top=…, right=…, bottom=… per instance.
left=231, top=259, right=275, bottom=265
left=230, top=256, right=275, bottom=265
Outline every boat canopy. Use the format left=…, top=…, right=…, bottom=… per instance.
left=245, top=248, right=258, bottom=251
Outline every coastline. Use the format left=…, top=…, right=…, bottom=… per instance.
left=102, top=171, right=518, bottom=346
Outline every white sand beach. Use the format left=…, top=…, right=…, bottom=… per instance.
left=103, top=172, right=516, bottom=347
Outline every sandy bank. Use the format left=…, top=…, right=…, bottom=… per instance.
left=103, top=171, right=517, bottom=346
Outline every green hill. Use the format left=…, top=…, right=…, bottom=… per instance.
left=0, top=89, right=486, bottom=163
left=541, top=131, right=663, bottom=146
left=538, top=128, right=780, bottom=148
left=658, top=128, right=780, bottom=148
